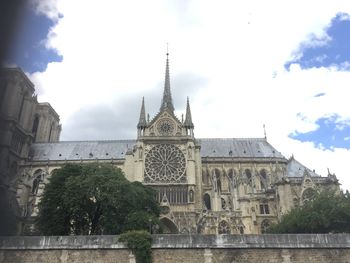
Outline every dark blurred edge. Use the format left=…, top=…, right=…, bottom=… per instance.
left=0, top=0, right=26, bottom=236
left=0, top=0, right=26, bottom=67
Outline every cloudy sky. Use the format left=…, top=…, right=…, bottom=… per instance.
left=6, top=0, right=350, bottom=191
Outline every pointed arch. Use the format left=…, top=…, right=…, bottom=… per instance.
left=160, top=217, right=178, bottom=234
left=203, top=193, right=211, bottom=210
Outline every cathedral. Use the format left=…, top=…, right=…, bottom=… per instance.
left=0, top=55, right=339, bottom=235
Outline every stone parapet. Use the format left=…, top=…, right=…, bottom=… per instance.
left=1, top=234, right=350, bottom=250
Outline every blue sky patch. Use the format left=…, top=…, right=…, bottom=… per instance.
left=5, top=3, right=62, bottom=73
left=290, top=114, right=350, bottom=150
left=285, top=13, right=350, bottom=70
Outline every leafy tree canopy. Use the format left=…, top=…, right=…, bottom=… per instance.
left=268, top=189, right=350, bottom=234
left=37, top=163, right=160, bottom=235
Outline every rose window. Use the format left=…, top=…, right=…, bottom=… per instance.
left=144, top=144, right=186, bottom=183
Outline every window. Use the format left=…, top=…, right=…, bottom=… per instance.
left=261, top=220, right=270, bottom=233
left=259, top=203, right=270, bottom=214
left=221, top=197, right=226, bottom=210
left=245, top=169, right=252, bottom=181
left=203, top=193, right=211, bottom=210
left=32, top=115, right=40, bottom=142
left=302, top=188, right=316, bottom=204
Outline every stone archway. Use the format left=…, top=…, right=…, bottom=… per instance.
left=160, top=217, right=179, bottom=234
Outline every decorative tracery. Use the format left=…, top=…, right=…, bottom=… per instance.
left=218, top=220, right=231, bottom=234
left=144, top=144, right=186, bottom=183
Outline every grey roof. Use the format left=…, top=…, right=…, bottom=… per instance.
left=29, top=140, right=135, bottom=161
left=29, top=138, right=285, bottom=162
left=287, top=157, right=319, bottom=177
left=198, top=138, right=285, bottom=159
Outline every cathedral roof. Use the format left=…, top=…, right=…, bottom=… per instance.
left=287, top=156, right=320, bottom=177
left=199, top=138, right=285, bottom=159
left=29, top=140, right=135, bottom=161
left=29, top=138, right=285, bottom=161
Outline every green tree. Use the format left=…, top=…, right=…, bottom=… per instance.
left=37, top=163, right=160, bottom=235
left=268, top=190, right=350, bottom=233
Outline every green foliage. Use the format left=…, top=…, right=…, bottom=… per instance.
left=119, top=230, right=152, bottom=263
left=268, top=190, right=350, bottom=233
left=37, top=163, right=160, bottom=235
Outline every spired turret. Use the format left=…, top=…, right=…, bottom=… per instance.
left=137, top=97, right=147, bottom=137
left=159, top=53, right=175, bottom=114
left=184, top=97, right=194, bottom=136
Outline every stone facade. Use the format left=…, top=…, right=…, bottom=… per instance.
left=0, top=68, right=61, bottom=234
left=1, top=234, right=350, bottom=263
left=1, top=57, right=340, bottom=235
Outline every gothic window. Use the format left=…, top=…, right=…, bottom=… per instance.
left=221, top=197, right=227, bottom=210
left=31, top=169, right=43, bottom=195
left=144, top=144, right=186, bottom=183
left=245, top=169, right=252, bottom=181
left=302, top=188, right=316, bottom=204
left=218, top=220, right=231, bottom=234
left=213, top=168, right=222, bottom=192
left=202, top=169, right=209, bottom=185
left=203, top=193, right=211, bottom=210
left=189, top=189, right=194, bottom=202
left=261, top=220, right=271, bottom=233
left=156, top=118, right=175, bottom=136
left=32, top=115, right=40, bottom=142
left=228, top=169, right=236, bottom=180
left=153, top=186, right=188, bottom=204
left=260, top=169, right=267, bottom=189
left=259, top=202, right=270, bottom=214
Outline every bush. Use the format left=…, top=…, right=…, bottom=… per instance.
left=119, top=230, right=152, bottom=263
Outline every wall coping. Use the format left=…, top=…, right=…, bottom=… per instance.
left=1, top=234, right=350, bottom=250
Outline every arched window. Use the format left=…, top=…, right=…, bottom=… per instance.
left=260, top=169, right=267, bottom=180
left=218, top=220, right=231, bottom=234
left=261, top=220, right=271, bottom=233
left=203, top=193, right=211, bottom=210
left=214, top=168, right=222, bottom=192
left=245, top=169, right=252, bottom=181
left=202, top=169, right=209, bottom=185
left=221, top=197, right=227, bottom=210
left=228, top=169, right=235, bottom=180
left=188, top=189, right=194, bottom=203
left=302, top=188, right=316, bottom=204
left=260, top=169, right=267, bottom=189
left=31, top=169, right=43, bottom=195
left=32, top=115, right=40, bottom=142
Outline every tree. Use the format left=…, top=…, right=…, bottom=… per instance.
left=37, top=163, right=160, bottom=235
left=268, top=190, right=350, bottom=233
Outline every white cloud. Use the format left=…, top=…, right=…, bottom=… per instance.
left=29, top=0, right=350, bottom=190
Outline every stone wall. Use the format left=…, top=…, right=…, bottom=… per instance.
left=1, top=234, right=350, bottom=263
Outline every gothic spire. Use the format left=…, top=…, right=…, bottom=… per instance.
left=184, top=97, right=194, bottom=128
left=160, top=52, right=175, bottom=113
left=137, top=97, right=147, bottom=128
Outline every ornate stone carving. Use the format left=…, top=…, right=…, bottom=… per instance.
left=156, top=118, right=175, bottom=136
left=144, top=144, right=186, bottom=183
